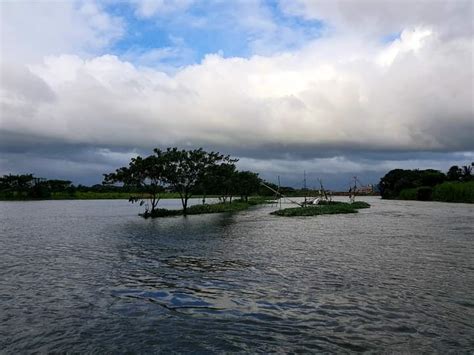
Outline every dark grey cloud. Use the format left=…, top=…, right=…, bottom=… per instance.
left=1, top=135, right=471, bottom=188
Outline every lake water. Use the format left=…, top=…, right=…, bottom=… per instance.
left=0, top=197, right=473, bottom=352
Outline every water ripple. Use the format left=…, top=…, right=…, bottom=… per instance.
left=1, top=197, right=473, bottom=352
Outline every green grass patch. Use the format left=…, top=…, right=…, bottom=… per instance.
left=186, top=202, right=250, bottom=214
left=271, top=201, right=370, bottom=217
left=141, top=197, right=273, bottom=218
left=350, top=201, right=371, bottom=209
left=432, top=181, right=474, bottom=203
left=398, top=188, right=419, bottom=200
left=397, top=182, right=474, bottom=203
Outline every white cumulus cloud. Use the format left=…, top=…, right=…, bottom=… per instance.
left=1, top=27, right=471, bottom=154
left=0, top=0, right=472, bottom=184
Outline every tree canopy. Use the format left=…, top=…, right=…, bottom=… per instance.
left=103, top=155, right=166, bottom=213
left=0, top=174, right=73, bottom=199
left=103, top=147, right=257, bottom=214
left=379, top=163, right=473, bottom=200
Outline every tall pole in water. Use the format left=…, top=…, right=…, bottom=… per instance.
left=350, top=176, right=357, bottom=203
left=278, top=175, right=282, bottom=210
left=303, top=170, right=307, bottom=204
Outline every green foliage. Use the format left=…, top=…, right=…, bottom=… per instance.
left=186, top=202, right=250, bottom=214
left=460, top=164, right=473, bottom=181
left=0, top=174, right=73, bottom=200
left=103, top=147, right=264, bottom=214
left=379, top=169, right=446, bottom=199
left=398, top=188, right=418, bottom=200
left=103, top=155, right=165, bottom=213
left=398, top=186, right=433, bottom=201
left=155, top=147, right=237, bottom=212
left=233, top=171, right=261, bottom=201
left=199, top=162, right=237, bottom=203
left=447, top=165, right=463, bottom=181
left=416, top=186, right=433, bottom=201
left=141, top=208, right=182, bottom=218
left=380, top=163, right=473, bottom=203
left=271, top=201, right=370, bottom=217
left=140, top=197, right=271, bottom=218
left=103, top=147, right=237, bottom=214
left=350, top=201, right=371, bottom=209
left=432, top=181, right=474, bottom=203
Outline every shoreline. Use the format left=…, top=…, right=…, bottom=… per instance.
left=0, top=193, right=380, bottom=202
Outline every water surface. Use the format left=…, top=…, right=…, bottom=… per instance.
left=1, top=197, right=473, bottom=352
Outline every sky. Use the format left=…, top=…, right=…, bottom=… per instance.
left=0, top=0, right=473, bottom=189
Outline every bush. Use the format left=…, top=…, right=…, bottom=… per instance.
left=432, top=181, right=474, bottom=203
left=399, top=186, right=433, bottom=201
left=416, top=186, right=433, bottom=201
left=399, top=188, right=418, bottom=200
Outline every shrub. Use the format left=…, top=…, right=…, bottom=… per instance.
left=416, top=186, right=433, bottom=201
left=432, top=181, right=474, bottom=203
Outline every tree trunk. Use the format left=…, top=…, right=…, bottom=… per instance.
left=150, top=193, right=157, bottom=213
left=183, top=197, right=188, bottom=214
left=178, top=192, right=186, bottom=213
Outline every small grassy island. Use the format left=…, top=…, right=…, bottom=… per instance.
left=141, top=199, right=370, bottom=219
left=271, top=201, right=371, bottom=217
left=141, top=197, right=273, bottom=218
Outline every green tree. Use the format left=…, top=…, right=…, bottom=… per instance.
left=447, top=165, right=462, bottom=181
left=103, top=155, right=165, bottom=214
left=379, top=168, right=446, bottom=199
left=47, top=179, right=73, bottom=192
left=0, top=174, right=35, bottom=198
left=155, top=148, right=236, bottom=213
left=211, top=163, right=238, bottom=203
left=234, top=171, right=261, bottom=201
left=419, top=169, right=446, bottom=187
left=461, top=164, right=472, bottom=181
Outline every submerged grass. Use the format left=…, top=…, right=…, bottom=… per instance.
left=271, top=201, right=371, bottom=217
left=350, top=201, right=371, bottom=209
left=141, top=197, right=272, bottom=218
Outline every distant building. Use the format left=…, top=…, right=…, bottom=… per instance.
left=357, top=184, right=374, bottom=194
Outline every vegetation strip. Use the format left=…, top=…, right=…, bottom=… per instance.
left=141, top=197, right=273, bottom=218
left=379, top=163, right=474, bottom=203
left=271, top=201, right=371, bottom=217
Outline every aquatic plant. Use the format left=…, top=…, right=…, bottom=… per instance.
left=141, top=197, right=272, bottom=218
left=270, top=201, right=370, bottom=217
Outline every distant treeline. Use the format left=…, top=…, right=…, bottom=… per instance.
left=0, top=147, right=297, bottom=207
left=379, top=163, right=474, bottom=203
left=0, top=173, right=335, bottom=201
left=0, top=174, right=149, bottom=200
